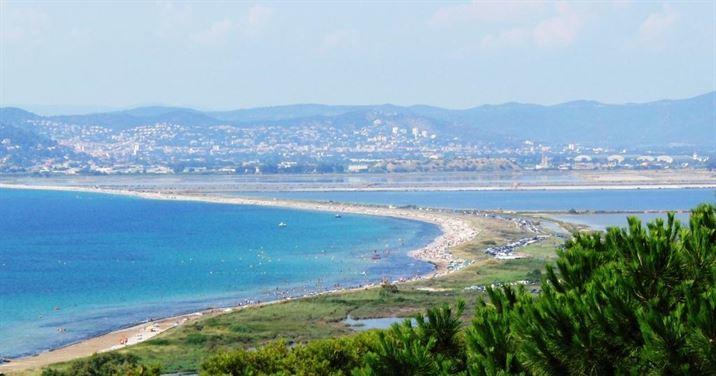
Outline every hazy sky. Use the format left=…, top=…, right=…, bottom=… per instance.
left=1, top=1, right=714, bottom=111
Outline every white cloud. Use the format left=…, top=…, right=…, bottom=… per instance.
left=155, top=1, right=193, bottom=39
left=191, top=18, right=233, bottom=45
left=187, top=5, right=274, bottom=46
left=246, top=5, right=274, bottom=30
left=430, top=0, right=545, bottom=26
left=637, top=5, right=677, bottom=47
left=321, top=29, right=359, bottom=52
left=532, top=2, right=581, bottom=47
left=474, top=2, right=582, bottom=50
left=1, top=6, right=49, bottom=43
left=481, top=28, right=528, bottom=48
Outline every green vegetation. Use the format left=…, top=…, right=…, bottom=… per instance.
left=39, top=353, right=160, bottom=376
left=114, top=286, right=476, bottom=372
left=39, top=205, right=716, bottom=375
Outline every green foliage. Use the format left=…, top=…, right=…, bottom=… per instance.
left=415, top=299, right=465, bottom=357
left=517, top=206, right=715, bottom=375
left=201, top=340, right=290, bottom=375
left=466, top=286, right=526, bottom=376
left=356, top=300, right=467, bottom=375
left=355, top=322, right=440, bottom=376
left=41, top=353, right=160, bottom=376
left=379, top=283, right=399, bottom=297
left=201, top=334, right=376, bottom=376
left=195, top=204, right=716, bottom=375
left=200, top=300, right=468, bottom=376
left=525, top=269, right=542, bottom=283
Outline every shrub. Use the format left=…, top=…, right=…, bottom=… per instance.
left=41, top=353, right=160, bottom=376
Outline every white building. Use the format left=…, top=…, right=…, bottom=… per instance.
left=347, top=164, right=369, bottom=173
left=607, top=155, right=625, bottom=164
left=574, top=155, right=592, bottom=162
left=656, top=155, right=674, bottom=164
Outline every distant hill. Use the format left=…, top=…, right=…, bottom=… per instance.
left=0, top=123, right=87, bottom=172
left=210, top=104, right=368, bottom=123
left=0, top=107, right=42, bottom=124
left=47, top=106, right=222, bottom=131
left=441, top=91, right=716, bottom=146
left=2, top=91, right=714, bottom=147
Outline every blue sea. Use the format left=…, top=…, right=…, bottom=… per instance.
left=233, top=188, right=716, bottom=211
left=0, top=189, right=438, bottom=358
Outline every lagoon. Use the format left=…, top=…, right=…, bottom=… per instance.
left=549, top=212, right=692, bottom=231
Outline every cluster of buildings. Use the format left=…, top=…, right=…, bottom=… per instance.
left=2, top=117, right=712, bottom=175
left=523, top=141, right=710, bottom=171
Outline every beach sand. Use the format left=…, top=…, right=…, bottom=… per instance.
left=0, top=183, right=478, bottom=373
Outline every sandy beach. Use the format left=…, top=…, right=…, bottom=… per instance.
left=0, top=183, right=478, bottom=373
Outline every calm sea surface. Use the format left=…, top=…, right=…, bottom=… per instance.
left=0, top=189, right=438, bottom=358
left=233, top=188, right=715, bottom=211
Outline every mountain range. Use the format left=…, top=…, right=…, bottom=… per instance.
left=1, top=91, right=714, bottom=149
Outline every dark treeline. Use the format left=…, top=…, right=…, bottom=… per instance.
left=42, top=204, right=716, bottom=376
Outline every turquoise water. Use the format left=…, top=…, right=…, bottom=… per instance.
left=234, top=188, right=715, bottom=211
left=0, top=189, right=438, bottom=358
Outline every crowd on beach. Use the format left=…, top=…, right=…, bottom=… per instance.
left=408, top=215, right=478, bottom=275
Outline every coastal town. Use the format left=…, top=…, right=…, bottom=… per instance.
left=2, top=105, right=713, bottom=175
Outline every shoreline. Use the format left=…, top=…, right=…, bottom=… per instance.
left=0, top=183, right=477, bottom=372
left=202, top=183, right=716, bottom=192
left=3, top=181, right=716, bottom=193
left=1, top=169, right=715, bottom=193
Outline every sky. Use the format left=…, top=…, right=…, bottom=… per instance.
left=1, top=1, right=715, bottom=113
